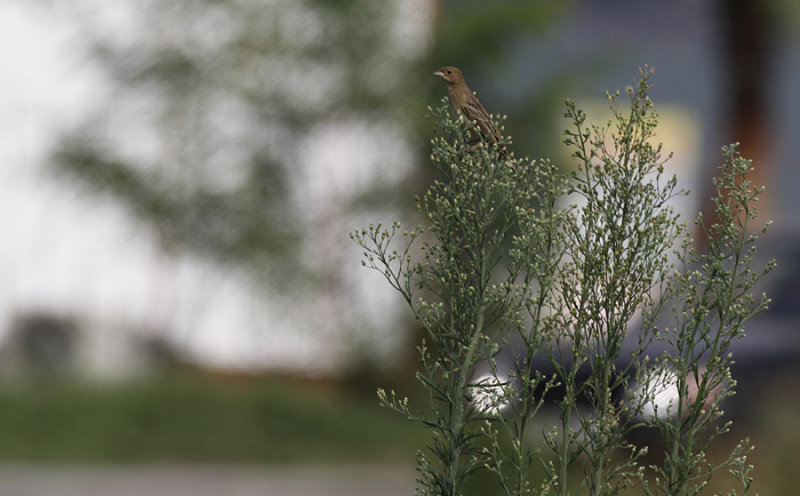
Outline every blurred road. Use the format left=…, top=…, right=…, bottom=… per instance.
left=0, top=464, right=416, bottom=496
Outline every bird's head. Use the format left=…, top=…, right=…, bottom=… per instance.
left=433, top=66, right=464, bottom=85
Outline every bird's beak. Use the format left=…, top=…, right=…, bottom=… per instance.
left=433, top=70, right=443, bottom=78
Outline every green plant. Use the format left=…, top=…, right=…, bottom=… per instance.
left=641, top=141, right=774, bottom=496
left=352, top=67, right=773, bottom=496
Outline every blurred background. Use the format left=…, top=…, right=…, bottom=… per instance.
left=1, top=0, right=799, bottom=494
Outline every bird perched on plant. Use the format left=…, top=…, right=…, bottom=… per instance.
left=433, top=66, right=509, bottom=159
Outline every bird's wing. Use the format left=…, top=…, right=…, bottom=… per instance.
left=462, top=94, right=500, bottom=142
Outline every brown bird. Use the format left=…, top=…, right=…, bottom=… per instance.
left=433, top=66, right=509, bottom=158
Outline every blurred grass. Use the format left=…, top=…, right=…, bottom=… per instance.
left=0, top=375, right=426, bottom=463
left=0, top=370, right=794, bottom=495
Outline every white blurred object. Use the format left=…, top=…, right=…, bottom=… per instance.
left=633, top=364, right=680, bottom=419
left=469, top=373, right=511, bottom=415
left=631, top=363, right=725, bottom=420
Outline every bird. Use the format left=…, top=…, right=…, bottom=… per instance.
left=433, top=66, right=509, bottom=159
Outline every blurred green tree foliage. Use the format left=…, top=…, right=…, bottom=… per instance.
left=51, top=0, right=432, bottom=287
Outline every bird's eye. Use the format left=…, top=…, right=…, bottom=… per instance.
left=446, top=70, right=452, bottom=74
